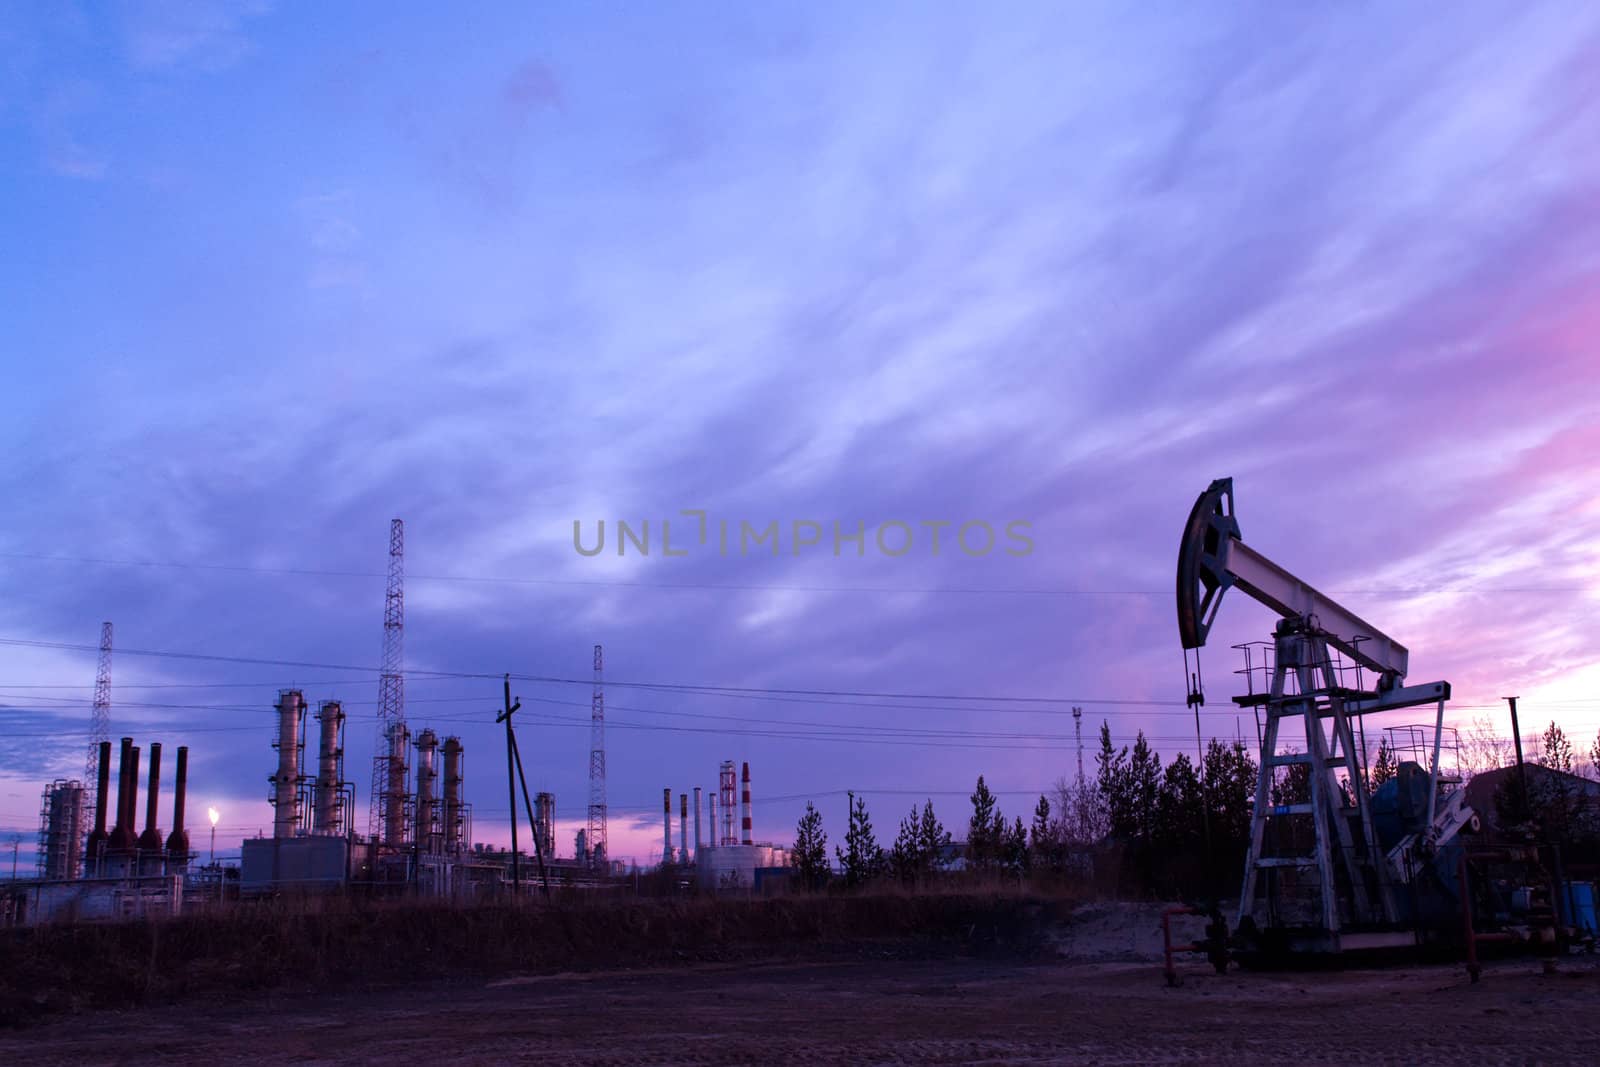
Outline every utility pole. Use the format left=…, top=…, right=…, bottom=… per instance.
left=497, top=674, right=550, bottom=899
left=1505, top=696, right=1528, bottom=822
left=501, top=675, right=522, bottom=897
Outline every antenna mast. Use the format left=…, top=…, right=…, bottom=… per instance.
left=369, top=519, right=406, bottom=843
left=586, top=644, right=607, bottom=868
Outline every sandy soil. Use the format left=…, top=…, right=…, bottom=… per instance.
left=5, top=952, right=1597, bottom=1066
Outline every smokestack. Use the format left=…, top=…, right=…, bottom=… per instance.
left=709, top=793, right=717, bottom=850
left=138, top=741, right=164, bottom=857
left=741, top=761, right=752, bottom=845
left=109, top=737, right=136, bottom=852
left=720, top=761, right=736, bottom=846
left=693, top=786, right=702, bottom=857
left=86, top=740, right=112, bottom=871
left=166, top=745, right=190, bottom=868
left=663, top=787, right=673, bottom=863
left=272, top=690, right=304, bottom=839
left=442, top=736, right=464, bottom=852
left=679, top=792, right=688, bottom=864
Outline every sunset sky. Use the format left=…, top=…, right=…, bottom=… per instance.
left=2, top=3, right=1598, bottom=868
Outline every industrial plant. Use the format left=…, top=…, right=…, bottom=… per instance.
left=3, top=519, right=792, bottom=927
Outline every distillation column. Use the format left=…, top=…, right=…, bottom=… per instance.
left=271, top=690, right=305, bottom=838
left=415, top=728, right=439, bottom=852
left=442, top=736, right=464, bottom=852
left=313, top=700, right=345, bottom=835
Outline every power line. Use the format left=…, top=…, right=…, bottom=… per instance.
left=0, top=550, right=1589, bottom=597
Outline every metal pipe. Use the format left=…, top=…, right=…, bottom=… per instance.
left=679, top=792, right=688, bottom=864
left=663, top=787, right=673, bottom=863
left=693, top=786, right=702, bottom=857
left=741, top=761, right=752, bottom=845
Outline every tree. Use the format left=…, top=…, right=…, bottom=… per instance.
left=1370, top=736, right=1396, bottom=792
left=1029, top=794, right=1057, bottom=872
left=968, top=775, right=1003, bottom=871
left=890, top=805, right=923, bottom=885
left=834, top=793, right=884, bottom=889
left=1539, top=721, right=1574, bottom=774
left=1004, top=816, right=1029, bottom=878
left=791, top=801, right=829, bottom=891
left=918, top=800, right=952, bottom=870
left=1271, top=754, right=1310, bottom=807
left=1590, top=728, right=1600, bottom=782
left=1462, top=715, right=1509, bottom=777
left=1156, top=752, right=1202, bottom=847
left=1054, top=775, right=1108, bottom=848
left=1128, top=732, right=1162, bottom=844
left=1097, top=722, right=1133, bottom=839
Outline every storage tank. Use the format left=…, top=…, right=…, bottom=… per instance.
left=270, top=690, right=305, bottom=838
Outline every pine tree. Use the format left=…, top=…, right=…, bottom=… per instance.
left=1590, top=729, right=1600, bottom=782
left=889, top=805, right=922, bottom=885
left=1156, top=752, right=1202, bottom=847
left=1029, top=794, right=1055, bottom=872
left=792, top=801, right=829, bottom=891
left=1128, top=731, right=1162, bottom=845
left=918, top=800, right=951, bottom=873
left=1370, top=736, right=1396, bottom=792
left=834, top=793, right=884, bottom=889
left=968, top=775, right=1000, bottom=871
left=1097, top=722, right=1133, bottom=839
left=1540, top=721, right=1574, bottom=774
left=1006, top=816, right=1029, bottom=878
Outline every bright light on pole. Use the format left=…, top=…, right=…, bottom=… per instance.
left=208, top=806, right=220, bottom=865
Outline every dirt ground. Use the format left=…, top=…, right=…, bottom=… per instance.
left=4, top=953, right=1597, bottom=1066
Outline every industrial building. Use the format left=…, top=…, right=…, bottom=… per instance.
left=661, top=759, right=792, bottom=892
left=4, top=737, right=192, bottom=926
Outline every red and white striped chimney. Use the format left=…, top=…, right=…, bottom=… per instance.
left=741, top=761, right=752, bottom=845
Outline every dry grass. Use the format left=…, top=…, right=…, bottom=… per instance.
left=0, top=888, right=1077, bottom=1028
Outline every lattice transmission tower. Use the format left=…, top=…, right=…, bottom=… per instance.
left=586, top=644, right=607, bottom=868
left=84, top=622, right=112, bottom=812
left=368, top=519, right=406, bottom=843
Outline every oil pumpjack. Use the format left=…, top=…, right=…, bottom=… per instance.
left=1177, top=477, right=1479, bottom=956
